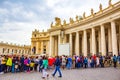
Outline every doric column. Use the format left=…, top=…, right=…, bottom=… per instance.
left=90, top=32, right=92, bottom=54
left=58, top=34, right=61, bottom=44
left=101, top=24, right=106, bottom=56
left=46, top=41, right=49, bottom=55
left=49, top=35, right=53, bottom=56
left=98, top=30, right=101, bottom=53
left=83, top=30, right=87, bottom=56
left=54, top=37, right=58, bottom=56
left=91, top=28, right=96, bottom=55
left=108, top=27, right=112, bottom=52
left=75, top=32, right=79, bottom=56
left=69, top=33, right=73, bottom=56
left=36, top=42, right=40, bottom=54
left=31, top=42, right=34, bottom=54
left=41, top=41, right=43, bottom=54
left=111, top=21, right=118, bottom=55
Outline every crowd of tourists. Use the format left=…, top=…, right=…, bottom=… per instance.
left=0, top=54, right=120, bottom=78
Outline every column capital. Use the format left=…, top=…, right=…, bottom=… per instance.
left=100, top=24, right=104, bottom=27
left=110, top=20, right=115, bottom=23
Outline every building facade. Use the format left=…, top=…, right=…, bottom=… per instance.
left=31, top=29, right=49, bottom=55
left=32, top=1, right=120, bottom=56
left=0, top=42, right=31, bottom=55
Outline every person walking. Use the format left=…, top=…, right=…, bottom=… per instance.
left=52, top=56, right=62, bottom=78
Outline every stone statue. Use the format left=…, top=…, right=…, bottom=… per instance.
left=76, top=15, right=79, bottom=22
left=109, top=0, right=112, bottom=7
left=99, top=3, right=102, bottom=12
left=83, top=12, right=86, bottom=18
left=91, top=8, right=94, bottom=15
left=51, top=22, right=53, bottom=28
left=63, top=19, right=66, bottom=26
left=55, top=17, right=61, bottom=26
left=69, top=18, right=74, bottom=24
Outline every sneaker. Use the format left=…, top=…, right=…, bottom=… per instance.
left=52, top=74, right=55, bottom=77
left=58, top=76, right=62, bottom=78
left=0, top=72, right=4, bottom=74
left=42, top=77, right=45, bottom=79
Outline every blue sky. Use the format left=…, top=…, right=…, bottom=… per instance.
left=0, top=0, right=119, bottom=45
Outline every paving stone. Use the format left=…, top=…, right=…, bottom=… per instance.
left=0, top=67, right=120, bottom=80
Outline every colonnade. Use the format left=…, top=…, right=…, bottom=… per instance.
left=49, top=20, right=120, bottom=56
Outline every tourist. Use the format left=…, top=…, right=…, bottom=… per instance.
left=30, top=60, right=35, bottom=72
left=84, top=57, right=88, bottom=68
left=66, top=56, right=72, bottom=69
left=48, top=56, right=54, bottom=70
left=34, top=56, right=39, bottom=71
left=39, top=56, right=43, bottom=72
left=92, top=54, right=97, bottom=68
left=42, top=56, right=49, bottom=79
left=113, top=55, right=117, bottom=68
left=99, top=56, right=104, bottom=67
left=24, top=57, right=29, bottom=72
left=14, top=56, right=19, bottom=72
left=52, top=56, right=62, bottom=78
left=61, top=55, right=66, bottom=69
left=76, top=56, right=80, bottom=68
left=20, top=55, right=24, bottom=72
left=117, top=54, right=120, bottom=64
left=88, top=57, right=91, bottom=68
left=6, top=55, right=12, bottom=72
left=96, top=56, right=99, bottom=67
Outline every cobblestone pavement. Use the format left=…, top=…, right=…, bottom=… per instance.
left=0, top=67, right=120, bottom=80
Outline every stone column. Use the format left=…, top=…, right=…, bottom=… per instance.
left=69, top=33, right=73, bottom=56
left=58, top=34, right=61, bottom=44
left=101, top=24, right=106, bottom=56
left=98, top=30, right=101, bottom=53
left=83, top=30, right=87, bottom=56
left=75, top=32, right=79, bottom=56
left=90, top=32, right=92, bottom=54
left=111, top=21, right=118, bottom=55
left=46, top=41, right=49, bottom=55
left=36, top=42, right=40, bottom=54
left=54, top=37, right=58, bottom=56
left=108, top=27, right=112, bottom=52
left=31, top=42, right=34, bottom=54
left=41, top=41, right=43, bottom=54
left=91, top=28, right=96, bottom=55
left=49, top=35, right=53, bottom=56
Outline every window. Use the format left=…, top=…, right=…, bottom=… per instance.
left=34, top=34, right=36, bottom=37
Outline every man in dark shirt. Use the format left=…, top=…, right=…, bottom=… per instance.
left=52, top=56, right=62, bottom=77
